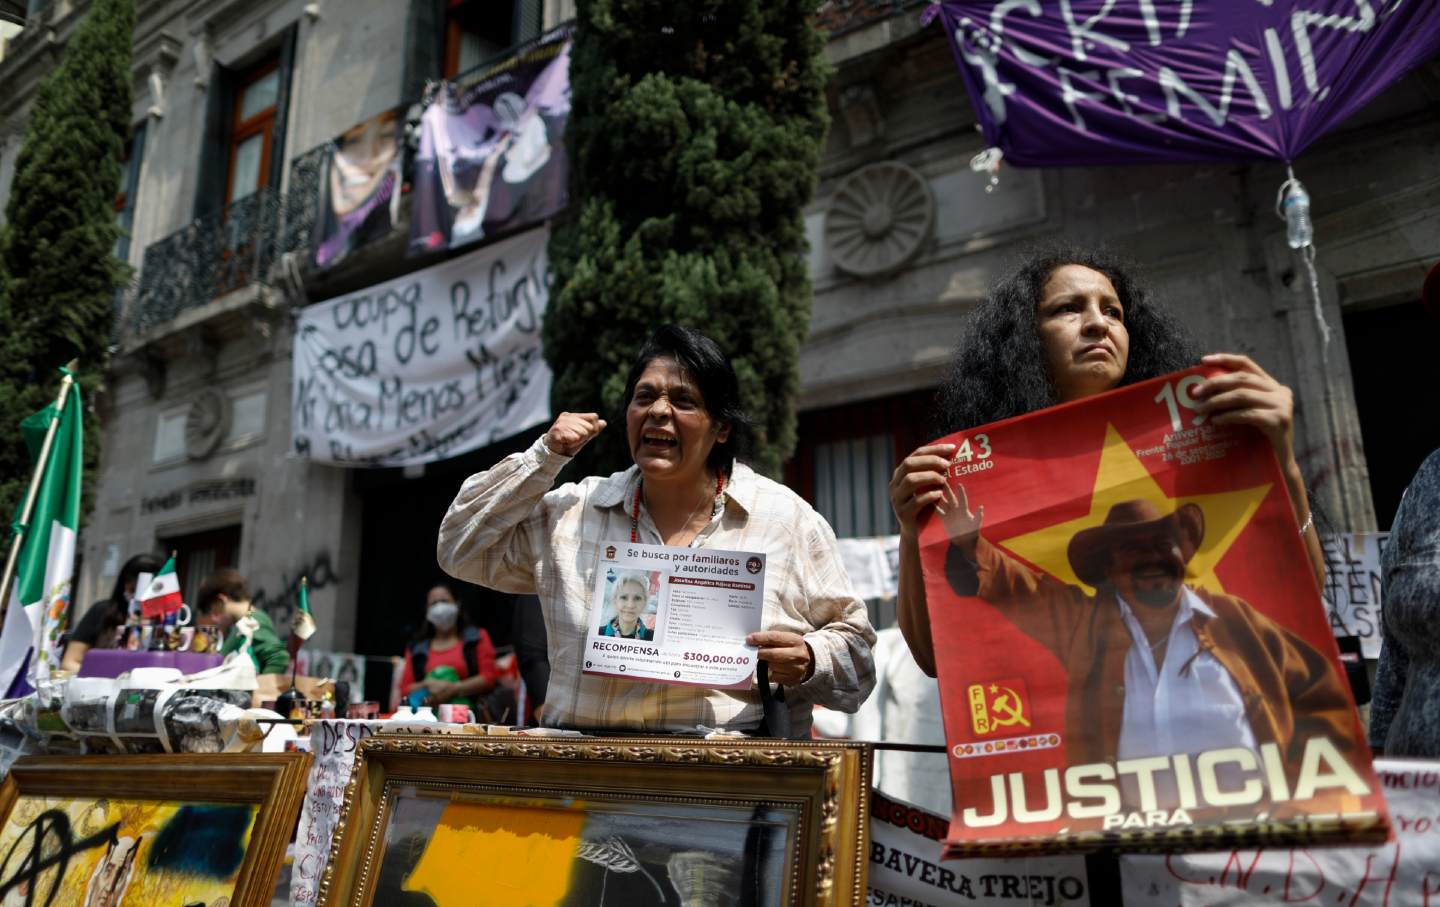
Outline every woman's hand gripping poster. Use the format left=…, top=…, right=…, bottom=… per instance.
left=919, top=368, right=1390, bottom=857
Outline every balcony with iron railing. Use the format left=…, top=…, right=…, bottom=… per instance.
left=122, top=142, right=327, bottom=342
left=121, top=4, right=924, bottom=343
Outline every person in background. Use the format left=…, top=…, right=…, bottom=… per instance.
left=196, top=568, right=290, bottom=675
left=891, top=246, right=1325, bottom=675
left=1369, top=261, right=1440, bottom=757
left=61, top=553, right=163, bottom=673
left=396, top=583, right=498, bottom=710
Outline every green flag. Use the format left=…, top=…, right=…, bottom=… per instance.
left=0, top=379, right=83, bottom=690
left=288, top=577, right=316, bottom=656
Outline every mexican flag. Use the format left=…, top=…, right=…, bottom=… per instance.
left=288, top=577, right=316, bottom=656
left=139, top=555, right=183, bottom=618
left=0, top=379, right=83, bottom=695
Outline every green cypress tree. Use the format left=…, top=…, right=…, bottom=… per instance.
left=0, top=0, right=135, bottom=522
left=544, top=0, right=829, bottom=477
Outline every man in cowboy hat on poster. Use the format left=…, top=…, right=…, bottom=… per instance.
left=940, top=488, right=1354, bottom=778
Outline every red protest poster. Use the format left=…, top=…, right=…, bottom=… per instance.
left=919, top=367, right=1390, bottom=856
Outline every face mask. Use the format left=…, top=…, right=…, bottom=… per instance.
left=427, top=601, right=459, bottom=631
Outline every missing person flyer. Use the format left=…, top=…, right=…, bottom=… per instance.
left=583, top=542, right=765, bottom=688
left=919, top=367, right=1389, bottom=856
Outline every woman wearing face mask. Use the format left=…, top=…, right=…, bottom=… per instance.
left=396, top=583, right=498, bottom=709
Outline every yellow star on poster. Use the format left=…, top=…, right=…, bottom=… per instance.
left=997, top=424, right=1271, bottom=595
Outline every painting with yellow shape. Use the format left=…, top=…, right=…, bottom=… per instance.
left=404, top=801, right=585, bottom=907
left=0, top=795, right=257, bottom=906
left=372, top=791, right=794, bottom=907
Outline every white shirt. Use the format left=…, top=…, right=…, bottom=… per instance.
left=813, top=628, right=950, bottom=813
left=1114, top=587, right=1257, bottom=763
left=437, top=436, right=876, bottom=736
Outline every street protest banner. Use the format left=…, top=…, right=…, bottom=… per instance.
left=313, top=107, right=402, bottom=268
left=919, top=367, right=1388, bottom=855
left=1120, top=759, right=1440, bottom=906
left=927, top=1, right=1440, bottom=166
left=1321, top=532, right=1388, bottom=660
left=871, top=791, right=1091, bottom=906
left=291, top=228, right=551, bottom=468
left=410, top=26, right=570, bottom=255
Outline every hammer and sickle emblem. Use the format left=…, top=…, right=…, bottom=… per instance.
left=989, top=685, right=1029, bottom=728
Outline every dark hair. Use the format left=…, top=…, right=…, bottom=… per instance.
left=197, top=568, right=249, bottom=615
left=621, top=324, right=754, bottom=475
left=427, top=582, right=458, bottom=605
left=412, top=583, right=470, bottom=643
left=90, top=553, right=165, bottom=636
left=935, top=245, right=1199, bottom=434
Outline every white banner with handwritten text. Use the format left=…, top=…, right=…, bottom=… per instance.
left=292, top=228, right=551, bottom=467
left=1120, top=759, right=1440, bottom=906
left=1321, top=532, right=1389, bottom=659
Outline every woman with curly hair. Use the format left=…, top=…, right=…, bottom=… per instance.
left=892, top=246, right=1325, bottom=674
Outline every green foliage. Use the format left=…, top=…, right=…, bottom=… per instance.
left=544, top=0, right=829, bottom=477
left=0, top=0, right=135, bottom=522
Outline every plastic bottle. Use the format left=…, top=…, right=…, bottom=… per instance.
left=1282, top=180, right=1313, bottom=249
left=412, top=706, right=438, bottom=723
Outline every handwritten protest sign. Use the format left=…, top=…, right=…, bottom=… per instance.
left=928, top=2, right=1440, bottom=166
left=289, top=720, right=448, bottom=906
left=292, top=228, right=551, bottom=468
left=289, top=720, right=383, bottom=906
left=869, top=791, right=1090, bottom=906
left=1321, top=532, right=1388, bottom=660
left=1120, top=759, right=1440, bottom=906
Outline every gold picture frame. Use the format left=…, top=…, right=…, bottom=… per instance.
left=319, top=735, right=872, bottom=907
left=0, top=752, right=311, bottom=906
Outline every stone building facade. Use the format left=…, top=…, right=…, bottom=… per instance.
left=0, top=0, right=1434, bottom=689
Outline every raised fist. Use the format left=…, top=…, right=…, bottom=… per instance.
left=545, top=412, right=606, bottom=456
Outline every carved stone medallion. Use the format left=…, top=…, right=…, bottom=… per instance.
left=825, top=161, right=935, bottom=278
left=185, top=388, right=231, bottom=460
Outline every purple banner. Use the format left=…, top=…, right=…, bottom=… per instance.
left=410, top=26, right=571, bottom=256
left=931, top=1, right=1440, bottom=166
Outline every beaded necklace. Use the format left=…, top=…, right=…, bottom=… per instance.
left=631, top=472, right=726, bottom=544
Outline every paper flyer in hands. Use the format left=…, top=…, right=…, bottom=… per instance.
left=918, top=367, right=1388, bottom=856
left=583, top=542, right=765, bottom=689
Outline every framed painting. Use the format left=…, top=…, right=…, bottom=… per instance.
left=318, top=735, right=872, bottom=907
left=0, top=752, right=311, bottom=907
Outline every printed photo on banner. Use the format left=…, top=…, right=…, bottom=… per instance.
left=584, top=543, right=764, bottom=688
left=410, top=25, right=571, bottom=255
left=313, top=107, right=402, bottom=268
left=919, top=367, right=1389, bottom=855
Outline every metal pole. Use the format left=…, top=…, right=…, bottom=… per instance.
left=0, top=361, right=79, bottom=628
